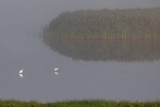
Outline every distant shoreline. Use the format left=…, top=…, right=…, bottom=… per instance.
left=43, top=8, right=160, bottom=61
left=44, top=8, right=160, bottom=41
left=0, top=99, right=160, bottom=107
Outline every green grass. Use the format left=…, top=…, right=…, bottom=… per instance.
left=0, top=99, right=160, bottom=107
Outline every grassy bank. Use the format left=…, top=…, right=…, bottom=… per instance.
left=0, top=99, right=160, bottom=107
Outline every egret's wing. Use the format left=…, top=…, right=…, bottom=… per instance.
left=19, top=74, right=23, bottom=78
left=19, top=69, right=23, bottom=73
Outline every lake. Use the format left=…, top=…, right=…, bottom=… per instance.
left=0, top=0, right=160, bottom=103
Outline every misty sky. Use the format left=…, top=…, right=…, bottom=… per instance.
left=0, top=0, right=160, bottom=35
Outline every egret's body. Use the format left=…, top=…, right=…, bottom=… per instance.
left=54, top=67, right=58, bottom=71
left=19, top=69, right=23, bottom=74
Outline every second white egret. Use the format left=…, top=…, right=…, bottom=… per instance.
left=19, top=69, right=23, bottom=78
left=54, top=67, right=59, bottom=76
left=54, top=67, right=58, bottom=71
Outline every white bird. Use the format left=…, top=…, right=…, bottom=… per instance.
left=19, top=69, right=23, bottom=74
left=19, top=69, right=23, bottom=78
left=54, top=67, right=58, bottom=71
left=54, top=67, right=59, bottom=76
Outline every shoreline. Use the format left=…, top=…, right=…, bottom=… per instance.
left=0, top=99, right=160, bottom=107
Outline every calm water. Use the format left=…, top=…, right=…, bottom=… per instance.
left=0, top=0, right=160, bottom=103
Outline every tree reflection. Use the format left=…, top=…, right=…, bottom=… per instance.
left=43, top=37, right=160, bottom=62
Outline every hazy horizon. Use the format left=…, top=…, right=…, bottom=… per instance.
left=0, top=0, right=160, bottom=35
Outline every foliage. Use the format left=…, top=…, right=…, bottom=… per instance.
left=43, top=8, right=160, bottom=62
left=43, top=38, right=160, bottom=61
left=44, top=8, right=160, bottom=40
left=0, top=99, right=160, bottom=107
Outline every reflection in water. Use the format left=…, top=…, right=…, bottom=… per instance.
left=54, top=67, right=59, bottom=76
left=19, top=69, right=23, bottom=78
left=43, top=37, right=160, bottom=62
left=19, top=74, right=23, bottom=78
left=54, top=71, right=59, bottom=76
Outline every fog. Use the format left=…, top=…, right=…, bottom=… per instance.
left=0, top=0, right=159, bottom=35
left=0, top=0, right=160, bottom=102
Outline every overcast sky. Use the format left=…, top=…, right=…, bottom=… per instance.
left=0, top=0, right=160, bottom=34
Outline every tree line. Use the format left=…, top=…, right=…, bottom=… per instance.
left=44, top=8, right=160, bottom=40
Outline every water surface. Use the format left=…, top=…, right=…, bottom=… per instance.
left=0, top=0, right=160, bottom=103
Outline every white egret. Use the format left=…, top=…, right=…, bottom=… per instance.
left=54, top=67, right=58, bottom=71
left=54, top=67, right=59, bottom=76
left=19, top=69, right=23, bottom=74
left=19, top=69, right=23, bottom=78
